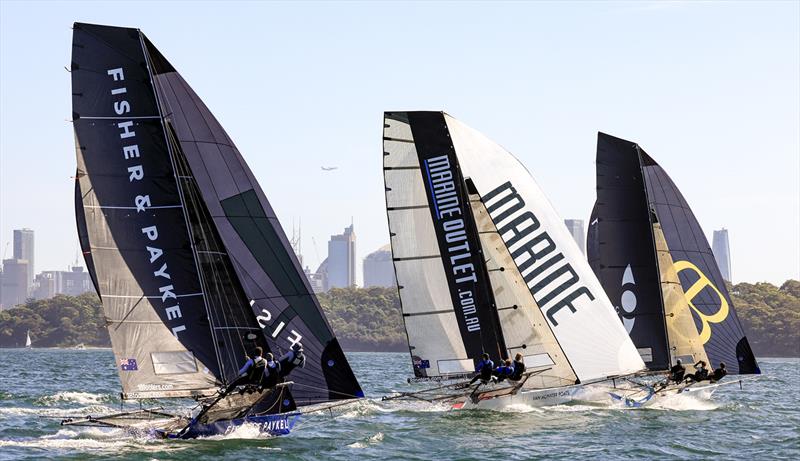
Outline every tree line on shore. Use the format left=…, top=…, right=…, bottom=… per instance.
left=0, top=282, right=797, bottom=358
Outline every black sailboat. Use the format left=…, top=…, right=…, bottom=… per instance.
left=66, top=22, right=362, bottom=438
left=588, top=133, right=759, bottom=378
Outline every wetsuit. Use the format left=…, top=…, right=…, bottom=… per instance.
left=709, top=367, right=727, bottom=383
left=669, top=363, right=686, bottom=383
left=279, top=349, right=306, bottom=377
left=493, top=365, right=513, bottom=383
left=469, top=359, right=494, bottom=385
left=685, top=364, right=709, bottom=383
left=262, top=360, right=282, bottom=388
left=227, top=356, right=267, bottom=391
left=509, top=360, right=526, bottom=381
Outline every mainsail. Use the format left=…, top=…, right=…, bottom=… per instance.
left=72, top=23, right=363, bottom=403
left=588, top=132, right=759, bottom=375
left=383, top=112, right=643, bottom=385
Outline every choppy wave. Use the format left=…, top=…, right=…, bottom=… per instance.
left=36, top=392, right=114, bottom=406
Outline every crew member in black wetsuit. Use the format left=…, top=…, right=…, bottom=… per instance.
left=709, top=362, right=727, bottom=383
left=226, top=347, right=267, bottom=392
left=684, top=360, right=709, bottom=383
left=509, top=353, right=526, bottom=382
left=469, top=353, right=494, bottom=385
left=278, top=343, right=306, bottom=377
left=261, top=353, right=282, bottom=389
left=669, top=359, right=686, bottom=383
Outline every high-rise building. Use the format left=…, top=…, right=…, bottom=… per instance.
left=13, top=228, right=34, bottom=294
left=327, top=224, right=356, bottom=289
left=712, top=228, right=732, bottom=282
left=1, top=259, right=29, bottom=309
left=363, top=245, right=395, bottom=288
left=564, top=219, right=585, bottom=255
left=31, top=266, right=94, bottom=300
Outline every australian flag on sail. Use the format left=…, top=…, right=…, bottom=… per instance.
left=120, top=358, right=138, bottom=371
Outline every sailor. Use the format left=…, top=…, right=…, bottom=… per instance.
left=493, top=359, right=514, bottom=383
left=236, top=347, right=267, bottom=385
left=709, top=362, right=727, bottom=383
left=509, top=353, right=526, bottom=381
left=261, top=353, right=283, bottom=389
left=684, top=360, right=709, bottom=383
left=278, top=343, right=306, bottom=377
left=668, top=359, right=686, bottom=383
left=468, top=353, right=494, bottom=385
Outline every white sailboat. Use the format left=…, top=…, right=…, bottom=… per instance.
left=25, top=330, right=32, bottom=349
left=381, top=112, right=645, bottom=410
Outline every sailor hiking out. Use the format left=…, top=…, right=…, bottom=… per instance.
left=668, top=359, right=686, bottom=384
left=493, top=360, right=514, bottom=383
left=684, top=361, right=709, bottom=384
left=509, top=353, right=526, bottom=381
left=469, top=353, right=495, bottom=385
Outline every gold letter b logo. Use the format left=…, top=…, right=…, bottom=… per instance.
left=673, top=260, right=730, bottom=345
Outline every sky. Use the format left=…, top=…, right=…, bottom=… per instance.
left=0, top=0, right=798, bottom=285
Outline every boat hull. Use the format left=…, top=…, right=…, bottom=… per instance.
left=453, top=383, right=584, bottom=410
left=163, top=412, right=301, bottom=439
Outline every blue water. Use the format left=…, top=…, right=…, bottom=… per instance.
left=0, top=350, right=797, bottom=460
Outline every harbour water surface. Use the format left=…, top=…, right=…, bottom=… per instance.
left=0, top=350, right=797, bottom=460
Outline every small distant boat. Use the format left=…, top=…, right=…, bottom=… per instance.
left=25, top=330, right=32, bottom=349
left=73, top=343, right=86, bottom=350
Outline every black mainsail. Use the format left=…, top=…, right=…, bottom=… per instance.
left=588, top=132, right=760, bottom=375
left=72, top=23, right=362, bottom=405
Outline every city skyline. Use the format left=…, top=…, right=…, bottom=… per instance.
left=1, top=2, right=798, bottom=285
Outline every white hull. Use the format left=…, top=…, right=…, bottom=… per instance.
left=453, top=383, right=585, bottom=410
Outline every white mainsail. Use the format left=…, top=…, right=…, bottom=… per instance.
left=25, top=330, right=31, bottom=348
left=445, top=114, right=645, bottom=382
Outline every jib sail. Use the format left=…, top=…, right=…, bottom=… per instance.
left=639, top=149, right=759, bottom=374
left=445, top=116, right=644, bottom=383
left=143, top=36, right=363, bottom=405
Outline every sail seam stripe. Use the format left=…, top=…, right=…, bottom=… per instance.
left=402, top=309, right=453, bottom=317
left=83, top=205, right=183, bottom=210
left=387, top=205, right=428, bottom=211
left=383, top=137, right=414, bottom=143
left=393, top=255, right=440, bottom=261
left=78, top=116, right=161, bottom=120
left=383, top=166, right=421, bottom=170
left=101, top=293, right=204, bottom=299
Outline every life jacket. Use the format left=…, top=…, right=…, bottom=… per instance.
left=478, top=360, right=494, bottom=379
left=279, top=350, right=306, bottom=377
left=263, top=360, right=282, bottom=387
left=246, top=357, right=266, bottom=384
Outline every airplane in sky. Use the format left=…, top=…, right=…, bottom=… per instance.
left=321, top=166, right=338, bottom=171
